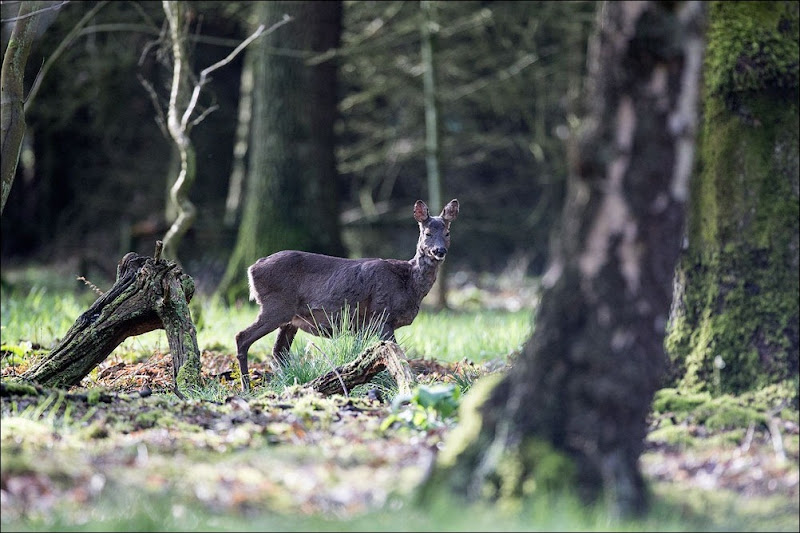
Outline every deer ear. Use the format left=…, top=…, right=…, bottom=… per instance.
left=413, top=200, right=429, bottom=223
left=441, top=199, right=459, bottom=222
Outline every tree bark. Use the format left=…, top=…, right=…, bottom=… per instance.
left=665, top=0, right=799, bottom=394
left=22, top=244, right=202, bottom=395
left=1, top=1, right=43, bottom=215
left=217, top=0, right=345, bottom=301
left=422, top=1, right=706, bottom=518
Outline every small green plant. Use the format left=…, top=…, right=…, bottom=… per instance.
left=450, top=363, right=484, bottom=395
left=181, top=376, right=257, bottom=403
left=381, top=383, right=462, bottom=431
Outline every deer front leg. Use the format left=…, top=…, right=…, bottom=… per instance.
left=236, top=352, right=251, bottom=392
left=235, top=310, right=283, bottom=391
left=272, top=324, right=298, bottom=367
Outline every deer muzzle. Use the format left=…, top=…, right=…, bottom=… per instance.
left=431, top=247, right=447, bottom=261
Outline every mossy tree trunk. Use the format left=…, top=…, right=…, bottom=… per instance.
left=423, top=1, right=706, bottom=518
left=665, top=1, right=799, bottom=394
left=22, top=244, right=202, bottom=395
left=217, top=0, right=345, bottom=301
left=1, top=1, right=44, bottom=214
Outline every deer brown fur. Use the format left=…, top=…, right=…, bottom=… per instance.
left=234, top=199, right=459, bottom=390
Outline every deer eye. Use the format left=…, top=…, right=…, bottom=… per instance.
left=425, top=231, right=432, bottom=237
left=445, top=231, right=450, bottom=237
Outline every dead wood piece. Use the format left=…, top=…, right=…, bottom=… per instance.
left=307, top=341, right=415, bottom=397
left=21, top=244, right=202, bottom=394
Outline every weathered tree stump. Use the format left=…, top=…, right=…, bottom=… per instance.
left=22, top=242, right=202, bottom=396
left=307, top=341, right=415, bottom=397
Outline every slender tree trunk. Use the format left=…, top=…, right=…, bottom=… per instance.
left=160, top=0, right=197, bottom=262
left=1, top=1, right=43, bottom=215
left=224, top=45, right=255, bottom=228
left=422, top=1, right=706, bottom=518
left=420, top=0, right=448, bottom=310
left=665, top=0, right=799, bottom=394
left=217, top=0, right=345, bottom=301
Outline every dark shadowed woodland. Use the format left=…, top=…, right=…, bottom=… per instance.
left=1, top=1, right=798, bottom=531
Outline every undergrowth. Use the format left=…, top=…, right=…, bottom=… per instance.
left=2, top=274, right=797, bottom=532
left=1, top=282, right=532, bottom=400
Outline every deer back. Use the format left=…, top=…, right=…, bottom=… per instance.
left=247, top=251, right=418, bottom=326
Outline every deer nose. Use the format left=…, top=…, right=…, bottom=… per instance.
left=432, top=247, right=447, bottom=260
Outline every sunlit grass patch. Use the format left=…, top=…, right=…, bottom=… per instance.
left=2, top=277, right=532, bottom=370
left=1, top=286, right=94, bottom=349
left=397, top=308, right=532, bottom=363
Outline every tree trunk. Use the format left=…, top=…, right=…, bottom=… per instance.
left=224, top=42, right=255, bottom=228
left=160, top=0, right=197, bottom=262
left=420, top=0, right=449, bottom=311
left=1, top=1, right=43, bottom=215
left=217, top=0, right=345, bottom=301
left=22, top=244, right=202, bottom=395
left=422, top=1, right=706, bottom=518
left=665, top=0, right=799, bottom=394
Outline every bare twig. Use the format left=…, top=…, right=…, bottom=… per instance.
left=188, top=104, right=218, bottom=128
left=25, top=1, right=110, bottom=112
left=76, top=276, right=104, bottom=296
left=445, top=53, right=540, bottom=102
left=0, top=0, right=69, bottom=23
left=179, top=17, right=290, bottom=130
left=136, top=74, right=169, bottom=138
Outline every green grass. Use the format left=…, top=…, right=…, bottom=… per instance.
left=1, top=284, right=532, bottom=373
left=398, top=308, right=532, bottom=363
left=3, top=475, right=785, bottom=532
left=264, top=305, right=387, bottom=392
left=2, top=279, right=798, bottom=533
left=0, top=286, right=95, bottom=350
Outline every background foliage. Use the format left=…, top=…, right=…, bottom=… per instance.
left=0, top=0, right=596, bottom=291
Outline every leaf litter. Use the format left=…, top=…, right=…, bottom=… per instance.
left=1, top=348, right=798, bottom=528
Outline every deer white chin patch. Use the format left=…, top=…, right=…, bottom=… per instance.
left=430, top=253, right=446, bottom=262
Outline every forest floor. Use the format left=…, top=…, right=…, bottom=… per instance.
left=1, top=347, right=798, bottom=531
left=0, top=267, right=798, bottom=530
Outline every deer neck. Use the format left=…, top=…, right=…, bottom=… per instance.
left=409, top=250, right=440, bottom=297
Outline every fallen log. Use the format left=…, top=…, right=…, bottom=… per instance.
left=307, top=341, right=415, bottom=397
left=21, top=242, right=202, bottom=396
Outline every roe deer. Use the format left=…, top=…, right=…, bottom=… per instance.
left=234, top=198, right=459, bottom=390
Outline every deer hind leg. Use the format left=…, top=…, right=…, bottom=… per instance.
left=272, top=324, right=298, bottom=367
left=234, top=309, right=287, bottom=391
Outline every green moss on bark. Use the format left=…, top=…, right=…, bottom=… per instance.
left=665, top=1, right=799, bottom=395
left=423, top=374, right=576, bottom=509
left=175, top=355, right=201, bottom=391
